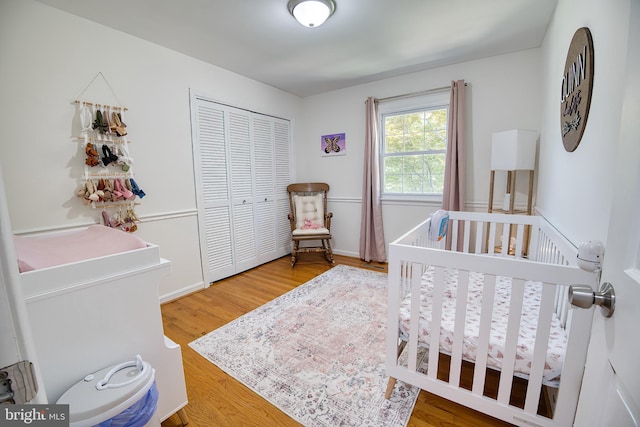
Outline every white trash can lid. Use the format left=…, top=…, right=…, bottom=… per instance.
left=57, top=355, right=155, bottom=427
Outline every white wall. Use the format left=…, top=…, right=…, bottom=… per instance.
left=297, top=50, right=542, bottom=256
left=2, top=0, right=628, bottom=299
left=537, top=1, right=632, bottom=423
left=0, top=0, right=301, bottom=300
left=536, top=0, right=630, bottom=246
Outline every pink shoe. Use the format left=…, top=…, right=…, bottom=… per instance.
left=111, top=179, right=122, bottom=201
left=113, top=178, right=134, bottom=200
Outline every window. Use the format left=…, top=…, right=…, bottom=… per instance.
left=380, top=93, right=449, bottom=198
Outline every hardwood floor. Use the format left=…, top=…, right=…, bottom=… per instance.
left=160, top=253, right=513, bottom=427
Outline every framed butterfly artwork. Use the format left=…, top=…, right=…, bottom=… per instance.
left=321, top=133, right=346, bottom=156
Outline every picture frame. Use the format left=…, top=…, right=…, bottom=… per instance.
left=321, top=133, right=346, bottom=156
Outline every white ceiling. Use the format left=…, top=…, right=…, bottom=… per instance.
left=35, top=0, right=557, bottom=97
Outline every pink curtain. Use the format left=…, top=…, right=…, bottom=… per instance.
left=359, top=97, right=386, bottom=262
left=442, top=80, right=466, bottom=212
left=443, top=80, right=466, bottom=250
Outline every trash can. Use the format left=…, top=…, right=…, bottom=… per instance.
left=57, top=355, right=159, bottom=427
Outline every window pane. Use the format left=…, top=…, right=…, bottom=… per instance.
left=425, top=129, right=445, bottom=151
left=385, top=134, right=403, bottom=153
left=403, top=155, right=422, bottom=193
left=404, top=173, right=423, bottom=193
left=426, top=109, right=447, bottom=128
left=381, top=104, right=448, bottom=196
left=406, top=112, right=424, bottom=134
left=423, top=153, right=446, bottom=193
left=384, top=115, right=404, bottom=153
left=405, top=132, right=425, bottom=152
left=384, top=157, right=403, bottom=192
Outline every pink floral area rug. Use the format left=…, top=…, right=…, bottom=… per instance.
left=189, top=265, right=421, bottom=427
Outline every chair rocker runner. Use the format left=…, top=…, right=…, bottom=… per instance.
left=287, top=183, right=335, bottom=266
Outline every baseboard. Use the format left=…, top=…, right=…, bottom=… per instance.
left=160, top=280, right=204, bottom=304
left=332, top=249, right=389, bottom=263
left=332, top=249, right=359, bottom=258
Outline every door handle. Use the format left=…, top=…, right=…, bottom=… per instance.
left=569, top=282, right=615, bottom=317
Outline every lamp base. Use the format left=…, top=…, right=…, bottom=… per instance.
left=502, top=193, right=511, bottom=211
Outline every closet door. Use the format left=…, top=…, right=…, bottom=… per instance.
left=192, top=96, right=292, bottom=284
left=273, top=118, right=293, bottom=256
left=252, top=115, right=279, bottom=263
left=228, top=110, right=258, bottom=273
left=192, top=100, right=234, bottom=283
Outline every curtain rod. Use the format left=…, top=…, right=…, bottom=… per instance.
left=376, top=82, right=468, bottom=103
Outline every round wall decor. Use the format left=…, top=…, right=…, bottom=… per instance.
left=560, top=27, right=594, bottom=152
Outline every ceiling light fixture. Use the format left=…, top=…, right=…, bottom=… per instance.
left=287, top=0, right=336, bottom=28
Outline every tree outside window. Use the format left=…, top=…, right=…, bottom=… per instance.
left=382, top=107, right=448, bottom=195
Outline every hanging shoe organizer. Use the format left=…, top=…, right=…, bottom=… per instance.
left=73, top=73, right=145, bottom=232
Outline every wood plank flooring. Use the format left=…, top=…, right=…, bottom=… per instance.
left=160, top=253, right=513, bottom=427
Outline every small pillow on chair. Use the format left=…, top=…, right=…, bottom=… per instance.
left=292, top=227, right=330, bottom=236
left=293, top=194, right=324, bottom=230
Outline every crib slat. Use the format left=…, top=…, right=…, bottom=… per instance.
left=463, top=220, right=471, bottom=253
left=558, top=286, right=569, bottom=327
left=524, top=282, right=556, bottom=415
left=554, top=286, right=569, bottom=328
left=474, top=222, right=484, bottom=254
left=528, top=224, right=540, bottom=261
left=497, top=278, right=525, bottom=404
left=427, top=266, right=445, bottom=380
left=501, top=228, right=510, bottom=256
left=472, top=274, right=496, bottom=396
left=554, top=285, right=563, bottom=327
left=449, top=270, right=470, bottom=386
left=514, top=224, right=525, bottom=257
left=451, top=219, right=459, bottom=252
left=402, top=262, right=411, bottom=297
left=408, top=263, right=422, bottom=373
left=540, top=234, right=551, bottom=264
left=488, top=222, right=497, bottom=254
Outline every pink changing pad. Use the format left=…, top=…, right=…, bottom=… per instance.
left=14, top=225, right=147, bottom=272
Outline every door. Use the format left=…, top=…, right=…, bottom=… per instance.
left=252, top=114, right=293, bottom=263
left=228, top=109, right=258, bottom=273
left=192, top=100, right=258, bottom=282
left=574, top=3, right=640, bottom=425
left=252, top=114, right=278, bottom=264
left=192, top=99, right=235, bottom=284
left=273, top=118, right=294, bottom=256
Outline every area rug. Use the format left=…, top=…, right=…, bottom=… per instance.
left=189, top=265, right=421, bottom=427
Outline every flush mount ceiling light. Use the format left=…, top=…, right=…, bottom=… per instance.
left=288, top=0, right=336, bottom=28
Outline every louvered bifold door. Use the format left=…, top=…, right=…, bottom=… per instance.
left=252, top=114, right=279, bottom=263
left=192, top=97, right=293, bottom=284
left=192, top=99, right=234, bottom=283
left=273, top=118, right=293, bottom=256
left=228, top=110, right=258, bottom=272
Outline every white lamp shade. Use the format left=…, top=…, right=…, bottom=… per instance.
left=490, top=129, right=538, bottom=170
left=292, top=1, right=332, bottom=27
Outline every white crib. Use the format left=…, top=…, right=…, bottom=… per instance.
left=386, top=211, right=598, bottom=427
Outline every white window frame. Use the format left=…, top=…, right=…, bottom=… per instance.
left=379, top=91, right=450, bottom=203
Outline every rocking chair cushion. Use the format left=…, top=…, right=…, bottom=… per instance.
left=292, top=227, right=331, bottom=236
left=293, top=194, right=325, bottom=230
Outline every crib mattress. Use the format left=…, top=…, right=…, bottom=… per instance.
left=398, top=267, right=566, bottom=384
